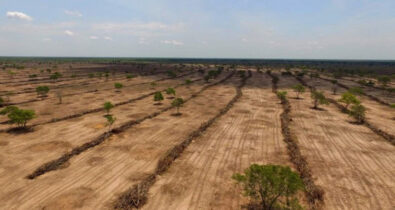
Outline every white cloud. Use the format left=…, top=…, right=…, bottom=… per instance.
left=64, top=10, right=82, bottom=17
left=6, top=11, right=32, bottom=21
left=64, top=30, right=75, bottom=36
left=90, top=36, right=99, bottom=40
left=104, top=36, right=113, bottom=41
left=161, top=40, right=184, bottom=46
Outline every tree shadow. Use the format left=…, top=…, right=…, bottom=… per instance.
left=154, top=102, right=163, bottom=106
left=7, top=126, right=34, bottom=134
left=170, top=113, right=183, bottom=117
left=310, top=107, right=327, bottom=111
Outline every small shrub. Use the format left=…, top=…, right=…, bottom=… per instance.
left=114, top=83, right=123, bottom=90
left=0, top=97, right=4, bottom=107
left=349, top=104, right=366, bottom=123
left=167, top=70, right=177, bottom=78
left=36, top=86, right=50, bottom=97
left=29, top=74, right=37, bottom=78
left=276, top=91, right=287, bottom=103
left=232, top=164, right=304, bottom=210
left=390, top=104, right=395, bottom=109
left=104, top=114, right=116, bottom=131
left=50, top=72, right=62, bottom=80
left=338, top=92, right=360, bottom=109
left=185, top=79, right=192, bottom=85
left=165, top=88, right=176, bottom=97
left=292, top=84, right=305, bottom=99
left=311, top=90, right=329, bottom=109
left=126, top=74, right=135, bottom=79
left=349, top=87, right=364, bottom=96
left=172, top=97, right=184, bottom=115
left=103, top=101, right=114, bottom=115
left=154, top=92, right=164, bottom=104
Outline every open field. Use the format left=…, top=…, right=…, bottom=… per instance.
left=0, top=61, right=394, bottom=210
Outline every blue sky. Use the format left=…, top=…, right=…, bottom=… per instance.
left=0, top=0, right=394, bottom=59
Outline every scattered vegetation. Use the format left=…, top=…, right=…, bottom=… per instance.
left=154, top=92, right=164, bottom=104
left=292, top=84, right=305, bottom=99
left=103, top=101, right=114, bottom=115
left=349, top=104, right=366, bottom=124
left=338, top=92, right=360, bottom=109
left=36, top=86, right=50, bottom=98
left=232, top=164, right=304, bottom=210
left=276, top=91, right=288, bottom=103
left=311, top=90, right=329, bottom=109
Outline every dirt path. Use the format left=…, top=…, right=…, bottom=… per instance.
left=142, top=73, right=290, bottom=210
left=0, top=75, right=240, bottom=209
left=279, top=75, right=395, bottom=210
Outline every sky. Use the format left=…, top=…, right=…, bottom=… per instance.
left=0, top=0, right=394, bottom=59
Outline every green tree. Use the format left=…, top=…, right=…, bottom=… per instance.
left=103, top=101, right=114, bottom=115
left=378, top=76, right=391, bottom=88
left=349, top=104, right=366, bottom=123
left=154, top=92, right=164, bottom=104
left=6, top=107, right=36, bottom=128
left=338, top=92, right=360, bottom=109
left=311, top=90, right=329, bottom=109
left=232, top=164, right=304, bottom=210
left=104, top=114, right=116, bottom=131
left=172, top=97, right=184, bottom=115
left=292, top=84, right=305, bottom=99
left=276, top=91, right=288, bottom=103
left=165, top=88, right=176, bottom=97
left=0, top=106, right=18, bottom=115
left=36, top=86, right=50, bottom=97
left=114, top=82, right=123, bottom=91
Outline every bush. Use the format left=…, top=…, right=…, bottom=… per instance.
left=276, top=91, right=287, bottom=103
left=292, top=84, right=305, bottom=99
left=165, top=88, right=176, bottom=96
left=29, top=74, right=37, bottom=78
left=126, top=74, right=135, bottom=79
left=338, top=92, right=360, bottom=109
left=103, top=101, right=114, bottom=114
left=36, top=86, right=50, bottom=97
left=5, top=107, right=35, bottom=128
left=154, top=92, right=164, bottom=104
left=311, top=90, right=329, bottom=109
left=390, top=104, right=395, bottom=109
left=232, top=164, right=304, bottom=210
left=114, top=83, right=123, bottom=90
left=172, top=97, right=184, bottom=114
left=50, top=72, right=62, bottom=80
left=104, top=114, right=116, bottom=131
left=349, top=104, right=366, bottom=123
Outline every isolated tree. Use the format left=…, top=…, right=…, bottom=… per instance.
left=5, top=107, right=36, bottom=128
left=103, top=101, right=114, bottom=115
left=276, top=91, right=288, bottom=103
left=311, top=90, right=329, bottom=109
left=154, top=91, right=164, bottom=104
left=56, top=91, right=63, bottom=104
left=104, top=114, right=116, bottom=131
left=338, top=92, right=360, bottom=109
left=349, top=104, right=366, bottom=123
left=36, top=86, right=50, bottom=98
left=292, top=84, right=305, bottom=99
left=232, top=164, right=304, bottom=210
left=172, top=97, right=184, bottom=115
left=331, top=80, right=338, bottom=95
left=114, top=82, right=123, bottom=92
left=378, top=76, right=390, bottom=88
left=165, top=87, right=176, bottom=98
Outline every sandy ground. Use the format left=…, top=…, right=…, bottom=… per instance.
left=142, top=73, right=292, bottom=210
left=278, top=75, right=395, bottom=210
left=0, top=73, right=237, bottom=209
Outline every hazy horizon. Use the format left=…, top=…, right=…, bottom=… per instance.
left=1, top=0, right=394, bottom=60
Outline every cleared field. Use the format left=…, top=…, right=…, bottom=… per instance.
left=0, top=72, right=239, bottom=209
left=278, top=75, right=395, bottom=210
left=142, top=73, right=291, bottom=210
